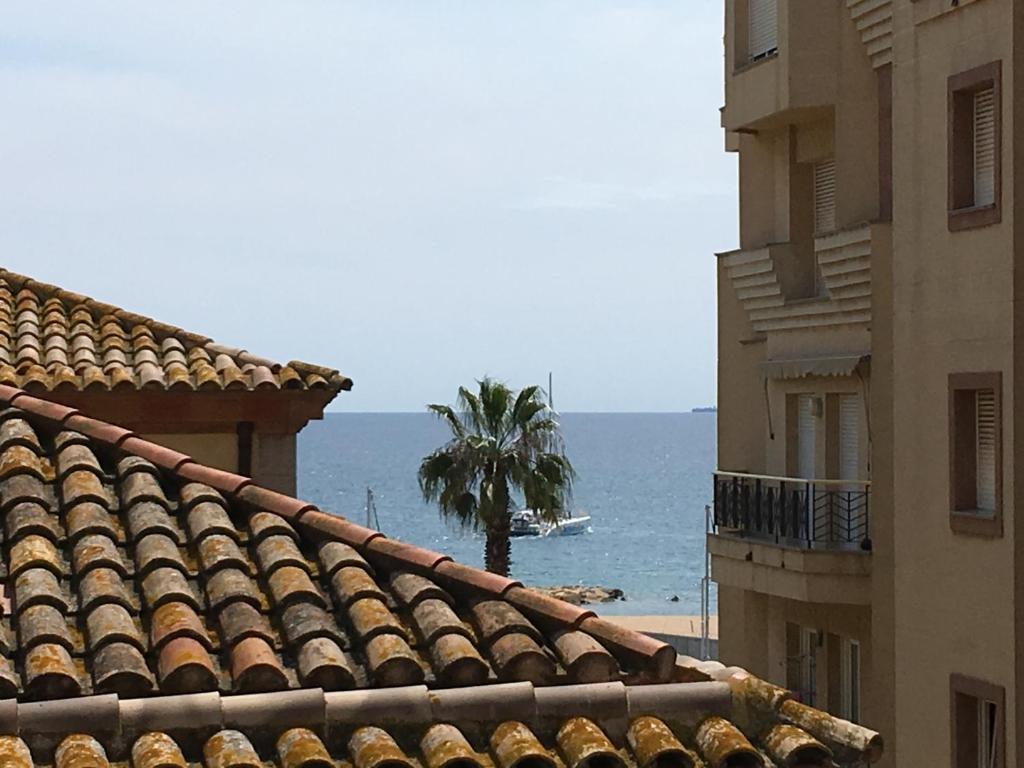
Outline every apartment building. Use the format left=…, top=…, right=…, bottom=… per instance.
left=713, top=1, right=1021, bottom=765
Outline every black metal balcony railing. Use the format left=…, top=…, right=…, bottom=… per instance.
left=712, top=471, right=871, bottom=550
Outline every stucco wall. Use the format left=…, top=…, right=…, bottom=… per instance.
left=141, top=433, right=238, bottom=474
left=252, top=433, right=298, bottom=497
left=891, top=0, right=1016, bottom=764
left=141, top=431, right=297, bottom=496
left=716, top=258, right=767, bottom=475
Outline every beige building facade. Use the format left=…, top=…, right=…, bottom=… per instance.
left=713, top=1, right=1024, bottom=766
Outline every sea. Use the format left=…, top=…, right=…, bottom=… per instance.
left=298, top=412, right=717, bottom=616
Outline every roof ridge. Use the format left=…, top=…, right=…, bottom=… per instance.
left=0, top=385, right=674, bottom=681
left=0, top=681, right=736, bottom=736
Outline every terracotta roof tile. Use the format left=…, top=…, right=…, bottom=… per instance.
left=236, top=485, right=315, bottom=520
left=0, top=676, right=885, bottom=766
left=0, top=387, right=884, bottom=768
left=0, top=270, right=352, bottom=395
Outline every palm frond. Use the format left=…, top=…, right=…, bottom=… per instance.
left=510, top=385, right=543, bottom=424
left=457, top=386, right=486, bottom=435
left=480, top=378, right=512, bottom=440
left=427, top=404, right=467, bottom=439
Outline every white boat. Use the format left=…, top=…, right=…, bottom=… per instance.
left=510, top=510, right=545, bottom=537
left=510, top=509, right=592, bottom=537
left=509, top=375, right=592, bottom=538
left=546, top=514, right=592, bottom=536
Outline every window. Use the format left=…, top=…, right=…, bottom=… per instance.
left=951, top=675, right=1004, bottom=768
left=786, top=623, right=819, bottom=705
left=813, top=158, right=836, bottom=235
left=949, top=372, right=1002, bottom=537
left=840, top=639, right=861, bottom=723
left=748, top=0, right=778, bottom=61
left=948, top=61, right=1001, bottom=230
left=799, top=627, right=818, bottom=706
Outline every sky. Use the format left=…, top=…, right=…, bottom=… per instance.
left=0, top=1, right=736, bottom=412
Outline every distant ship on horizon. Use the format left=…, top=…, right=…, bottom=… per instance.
left=691, top=406, right=717, bottom=413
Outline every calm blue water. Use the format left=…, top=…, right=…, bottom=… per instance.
left=298, top=413, right=717, bottom=616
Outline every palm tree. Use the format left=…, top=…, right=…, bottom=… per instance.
left=418, top=378, right=575, bottom=576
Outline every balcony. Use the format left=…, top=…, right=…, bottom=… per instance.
left=712, top=471, right=870, bottom=550
left=722, top=1, right=840, bottom=132
left=708, top=471, right=872, bottom=605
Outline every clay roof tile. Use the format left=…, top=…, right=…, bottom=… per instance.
left=0, top=271, right=349, bottom=396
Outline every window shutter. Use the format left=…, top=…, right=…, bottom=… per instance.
left=798, top=394, right=816, bottom=479
left=976, top=389, right=996, bottom=512
left=749, top=0, right=778, bottom=61
left=814, top=158, right=836, bottom=234
left=839, top=395, right=859, bottom=482
left=974, top=88, right=996, bottom=207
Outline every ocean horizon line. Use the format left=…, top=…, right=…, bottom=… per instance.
left=321, top=409, right=718, bottom=416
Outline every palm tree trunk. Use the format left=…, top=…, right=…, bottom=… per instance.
left=484, top=516, right=512, bottom=576
left=482, top=466, right=513, bottom=576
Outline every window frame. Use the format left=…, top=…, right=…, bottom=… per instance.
left=947, top=61, right=1002, bottom=231
left=733, top=0, right=779, bottom=72
left=948, top=372, right=1003, bottom=537
left=950, top=674, right=1004, bottom=768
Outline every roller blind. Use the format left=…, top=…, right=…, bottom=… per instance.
left=974, top=88, right=996, bottom=207
left=749, top=0, right=778, bottom=61
left=838, top=395, right=859, bottom=482
left=814, top=158, right=836, bottom=234
left=976, top=389, right=996, bottom=512
left=798, top=394, right=816, bottom=479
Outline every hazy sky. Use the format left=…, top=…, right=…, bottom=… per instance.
left=0, top=1, right=736, bottom=412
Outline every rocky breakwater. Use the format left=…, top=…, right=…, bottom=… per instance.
left=532, top=585, right=624, bottom=605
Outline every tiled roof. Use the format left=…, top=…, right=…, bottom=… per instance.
left=0, top=270, right=352, bottom=394
left=0, top=386, right=883, bottom=767
left=0, top=678, right=880, bottom=768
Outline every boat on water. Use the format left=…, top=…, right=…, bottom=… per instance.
left=508, top=374, right=592, bottom=538
left=510, top=509, right=592, bottom=537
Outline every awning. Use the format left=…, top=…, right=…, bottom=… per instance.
left=761, top=354, right=869, bottom=380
